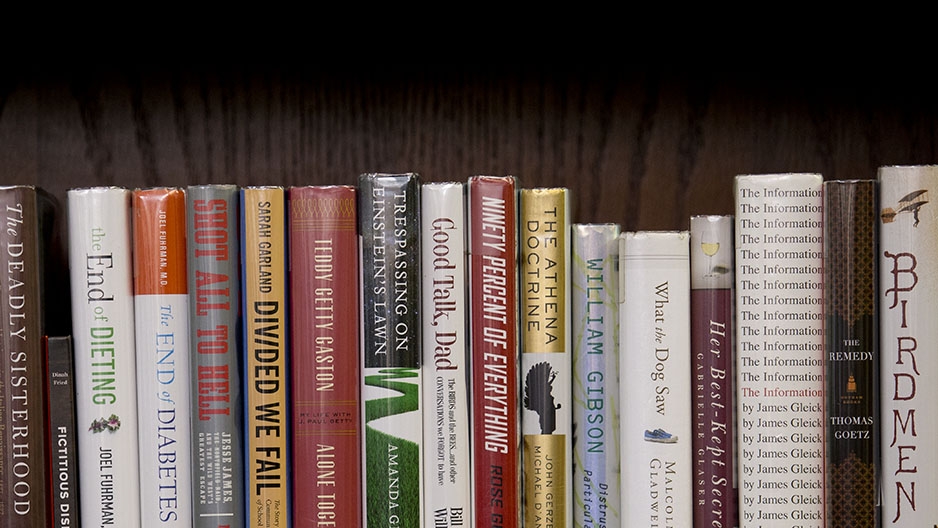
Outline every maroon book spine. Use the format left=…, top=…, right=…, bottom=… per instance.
left=469, top=176, right=520, bottom=528
left=288, top=186, right=361, bottom=527
left=690, top=215, right=737, bottom=528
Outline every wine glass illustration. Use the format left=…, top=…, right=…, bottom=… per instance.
left=701, top=240, right=720, bottom=276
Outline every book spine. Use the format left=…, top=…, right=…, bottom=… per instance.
left=619, top=231, right=693, bottom=527
left=289, top=185, right=362, bottom=527
left=0, top=187, right=51, bottom=527
left=520, top=188, right=572, bottom=528
left=468, top=175, right=520, bottom=528
left=358, top=173, right=422, bottom=527
left=67, top=187, right=141, bottom=527
left=734, top=173, right=824, bottom=527
left=421, top=182, right=471, bottom=527
left=46, top=336, right=81, bottom=528
left=187, top=185, right=244, bottom=528
left=690, top=215, right=737, bottom=528
left=824, top=180, right=879, bottom=528
left=571, top=224, right=621, bottom=528
left=879, top=166, right=938, bottom=524
left=133, top=188, right=192, bottom=525
left=241, top=187, right=292, bottom=528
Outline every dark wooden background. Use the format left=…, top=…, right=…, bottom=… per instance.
left=3, top=63, right=937, bottom=231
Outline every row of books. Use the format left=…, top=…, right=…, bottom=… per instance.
left=0, top=165, right=932, bottom=527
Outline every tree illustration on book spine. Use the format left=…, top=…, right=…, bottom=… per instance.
left=359, top=173, right=422, bottom=527
left=571, top=224, right=621, bottom=528
left=520, top=188, right=572, bottom=528
left=67, top=188, right=141, bottom=528
left=879, top=166, right=938, bottom=525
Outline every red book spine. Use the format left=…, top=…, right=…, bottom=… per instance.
left=469, top=176, right=520, bottom=528
left=288, top=186, right=361, bottom=527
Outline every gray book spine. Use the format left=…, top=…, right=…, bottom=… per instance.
left=188, top=185, right=244, bottom=528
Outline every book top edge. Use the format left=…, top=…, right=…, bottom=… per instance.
left=68, top=186, right=131, bottom=193
left=735, top=173, right=823, bottom=180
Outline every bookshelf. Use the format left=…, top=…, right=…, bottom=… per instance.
left=5, top=64, right=937, bottom=231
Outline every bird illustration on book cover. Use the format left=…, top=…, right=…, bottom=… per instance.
left=523, top=361, right=561, bottom=434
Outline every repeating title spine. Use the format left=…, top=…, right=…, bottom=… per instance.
left=289, top=185, right=361, bottom=527
left=690, top=215, right=737, bottom=528
left=188, top=185, right=244, bottom=528
left=67, top=187, right=141, bottom=527
left=878, top=166, right=938, bottom=525
left=358, top=173, right=422, bottom=527
left=241, top=187, right=292, bottom=528
left=734, top=173, right=825, bottom=527
left=520, top=188, right=572, bottom=528
left=133, top=188, right=192, bottom=526
left=468, top=175, right=520, bottom=528
left=421, top=182, right=471, bottom=527
left=0, top=186, right=52, bottom=527
left=824, top=180, right=879, bottom=528
left=619, top=231, right=693, bottom=528
left=46, top=336, right=81, bottom=528
left=571, top=224, right=621, bottom=528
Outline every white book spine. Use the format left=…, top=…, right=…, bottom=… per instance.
left=421, top=182, right=471, bottom=527
left=572, top=224, right=621, bottom=528
left=734, top=173, right=824, bottom=527
left=619, top=231, right=692, bottom=528
left=133, top=189, right=192, bottom=526
left=879, top=165, right=938, bottom=525
left=67, top=187, right=142, bottom=526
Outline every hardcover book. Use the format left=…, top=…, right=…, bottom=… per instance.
left=690, top=215, right=737, bottom=528
left=824, top=180, right=879, bottom=528
left=188, top=184, right=244, bottom=528
left=520, top=188, right=572, bottom=528
left=619, top=231, right=692, bottom=528
left=46, top=336, right=81, bottom=528
left=879, top=166, right=938, bottom=525
left=133, top=187, right=193, bottom=525
left=67, top=187, right=142, bottom=527
left=421, top=182, right=471, bottom=527
left=241, top=186, right=292, bottom=528
left=468, top=175, right=520, bottom=528
left=0, top=186, right=55, bottom=528
left=358, top=173, right=422, bottom=527
left=734, top=173, right=824, bottom=526
left=571, top=224, right=621, bottom=528
left=289, top=185, right=362, bottom=527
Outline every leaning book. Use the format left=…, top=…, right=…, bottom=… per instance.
left=188, top=185, right=244, bottom=528
left=133, top=188, right=193, bottom=525
left=67, top=187, right=141, bottom=527
left=242, top=186, right=292, bottom=528
left=421, top=182, right=471, bottom=527
left=879, top=166, right=938, bottom=525
left=571, top=223, right=621, bottom=528
left=0, top=186, right=56, bottom=528
left=289, top=185, right=362, bottom=527
left=619, top=231, right=692, bottom=528
left=359, top=173, right=423, bottom=527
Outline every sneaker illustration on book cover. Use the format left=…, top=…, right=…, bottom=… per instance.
left=644, top=428, right=678, bottom=443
